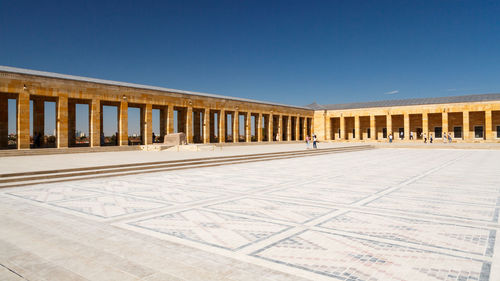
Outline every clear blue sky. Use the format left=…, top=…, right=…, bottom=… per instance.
left=2, top=1, right=500, bottom=135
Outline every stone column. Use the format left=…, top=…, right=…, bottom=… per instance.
left=57, top=95, right=68, bottom=148
left=354, top=115, right=360, bottom=141
left=119, top=101, right=128, bottom=146
left=186, top=106, right=193, bottom=143
left=268, top=114, right=273, bottom=142
left=233, top=111, right=239, bottom=142
left=219, top=109, right=225, bottom=143
left=286, top=115, right=291, bottom=141
left=204, top=109, right=210, bottom=143
left=386, top=114, right=392, bottom=139
left=370, top=115, right=376, bottom=141
left=422, top=112, right=428, bottom=139
left=463, top=111, right=469, bottom=141
left=144, top=104, right=153, bottom=145
left=442, top=111, right=448, bottom=139
left=302, top=117, right=306, bottom=140
left=33, top=98, right=45, bottom=146
left=404, top=113, right=410, bottom=141
left=167, top=105, right=174, bottom=134
left=0, top=97, right=8, bottom=148
left=90, top=99, right=100, bottom=147
left=257, top=113, right=262, bottom=142
left=485, top=110, right=492, bottom=140
left=339, top=116, right=345, bottom=140
left=17, top=92, right=30, bottom=149
left=324, top=114, right=331, bottom=141
left=246, top=112, right=251, bottom=142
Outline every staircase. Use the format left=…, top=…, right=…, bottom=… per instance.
left=0, top=145, right=374, bottom=188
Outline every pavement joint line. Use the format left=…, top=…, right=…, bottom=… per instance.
left=353, top=151, right=469, bottom=207
left=0, top=263, right=28, bottom=281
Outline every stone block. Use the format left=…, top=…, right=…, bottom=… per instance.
left=164, top=132, right=186, bottom=146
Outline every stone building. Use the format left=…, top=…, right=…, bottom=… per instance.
left=1, top=65, right=499, bottom=150
left=311, top=94, right=500, bottom=143
left=0, top=66, right=313, bottom=150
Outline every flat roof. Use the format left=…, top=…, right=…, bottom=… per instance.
left=309, top=93, right=500, bottom=110
left=0, top=65, right=310, bottom=110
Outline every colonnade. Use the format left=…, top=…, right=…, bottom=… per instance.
left=0, top=92, right=313, bottom=150
left=324, top=108, right=500, bottom=142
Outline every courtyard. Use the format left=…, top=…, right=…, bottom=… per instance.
left=0, top=147, right=499, bottom=281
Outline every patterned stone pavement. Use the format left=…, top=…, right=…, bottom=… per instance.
left=1, top=148, right=500, bottom=281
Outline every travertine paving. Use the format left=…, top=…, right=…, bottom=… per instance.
left=1, top=148, right=499, bottom=281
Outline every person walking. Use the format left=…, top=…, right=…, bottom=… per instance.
left=430, top=134, right=433, bottom=143
left=305, top=135, right=310, bottom=149
left=410, top=131, right=413, bottom=140
left=448, top=133, right=452, bottom=143
left=389, top=133, right=393, bottom=143
left=400, top=131, right=404, bottom=140
left=443, top=132, right=447, bottom=143
left=312, top=134, right=318, bottom=149
left=152, top=132, right=156, bottom=144
left=423, top=133, right=427, bottom=143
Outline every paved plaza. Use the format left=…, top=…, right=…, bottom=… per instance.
left=1, top=148, right=500, bottom=281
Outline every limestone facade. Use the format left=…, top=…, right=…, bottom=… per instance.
left=314, top=101, right=500, bottom=143
left=0, top=68, right=313, bottom=150
left=1, top=66, right=500, bottom=150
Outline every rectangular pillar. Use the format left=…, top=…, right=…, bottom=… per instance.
left=295, top=116, right=300, bottom=141
left=219, top=109, right=225, bottom=143
left=245, top=112, right=251, bottom=142
left=57, top=95, right=68, bottom=148
left=463, top=111, right=470, bottom=141
left=167, top=105, right=174, bottom=134
left=442, top=111, right=448, bottom=139
left=186, top=106, right=193, bottom=143
left=90, top=99, right=100, bottom=147
left=325, top=114, right=331, bottom=141
left=257, top=113, right=262, bottom=142
left=370, top=115, right=376, bottom=141
left=0, top=97, right=8, bottom=148
left=233, top=111, right=239, bottom=143
left=119, top=101, right=128, bottom=146
left=144, top=104, right=153, bottom=145
left=339, top=116, right=345, bottom=140
left=387, top=114, right=392, bottom=139
left=302, top=117, right=306, bottom=140
left=422, top=112, right=428, bottom=139
left=204, top=109, right=210, bottom=143
left=354, top=115, right=360, bottom=141
left=17, top=92, right=30, bottom=149
left=404, top=113, right=410, bottom=140
left=286, top=116, right=291, bottom=141
left=485, top=110, right=492, bottom=140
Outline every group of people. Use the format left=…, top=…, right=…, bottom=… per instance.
left=388, top=131, right=453, bottom=143
left=305, top=134, right=318, bottom=149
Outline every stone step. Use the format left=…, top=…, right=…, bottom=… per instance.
left=0, top=146, right=141, bottom=157
left=0, top=145, right=374, bottom=188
